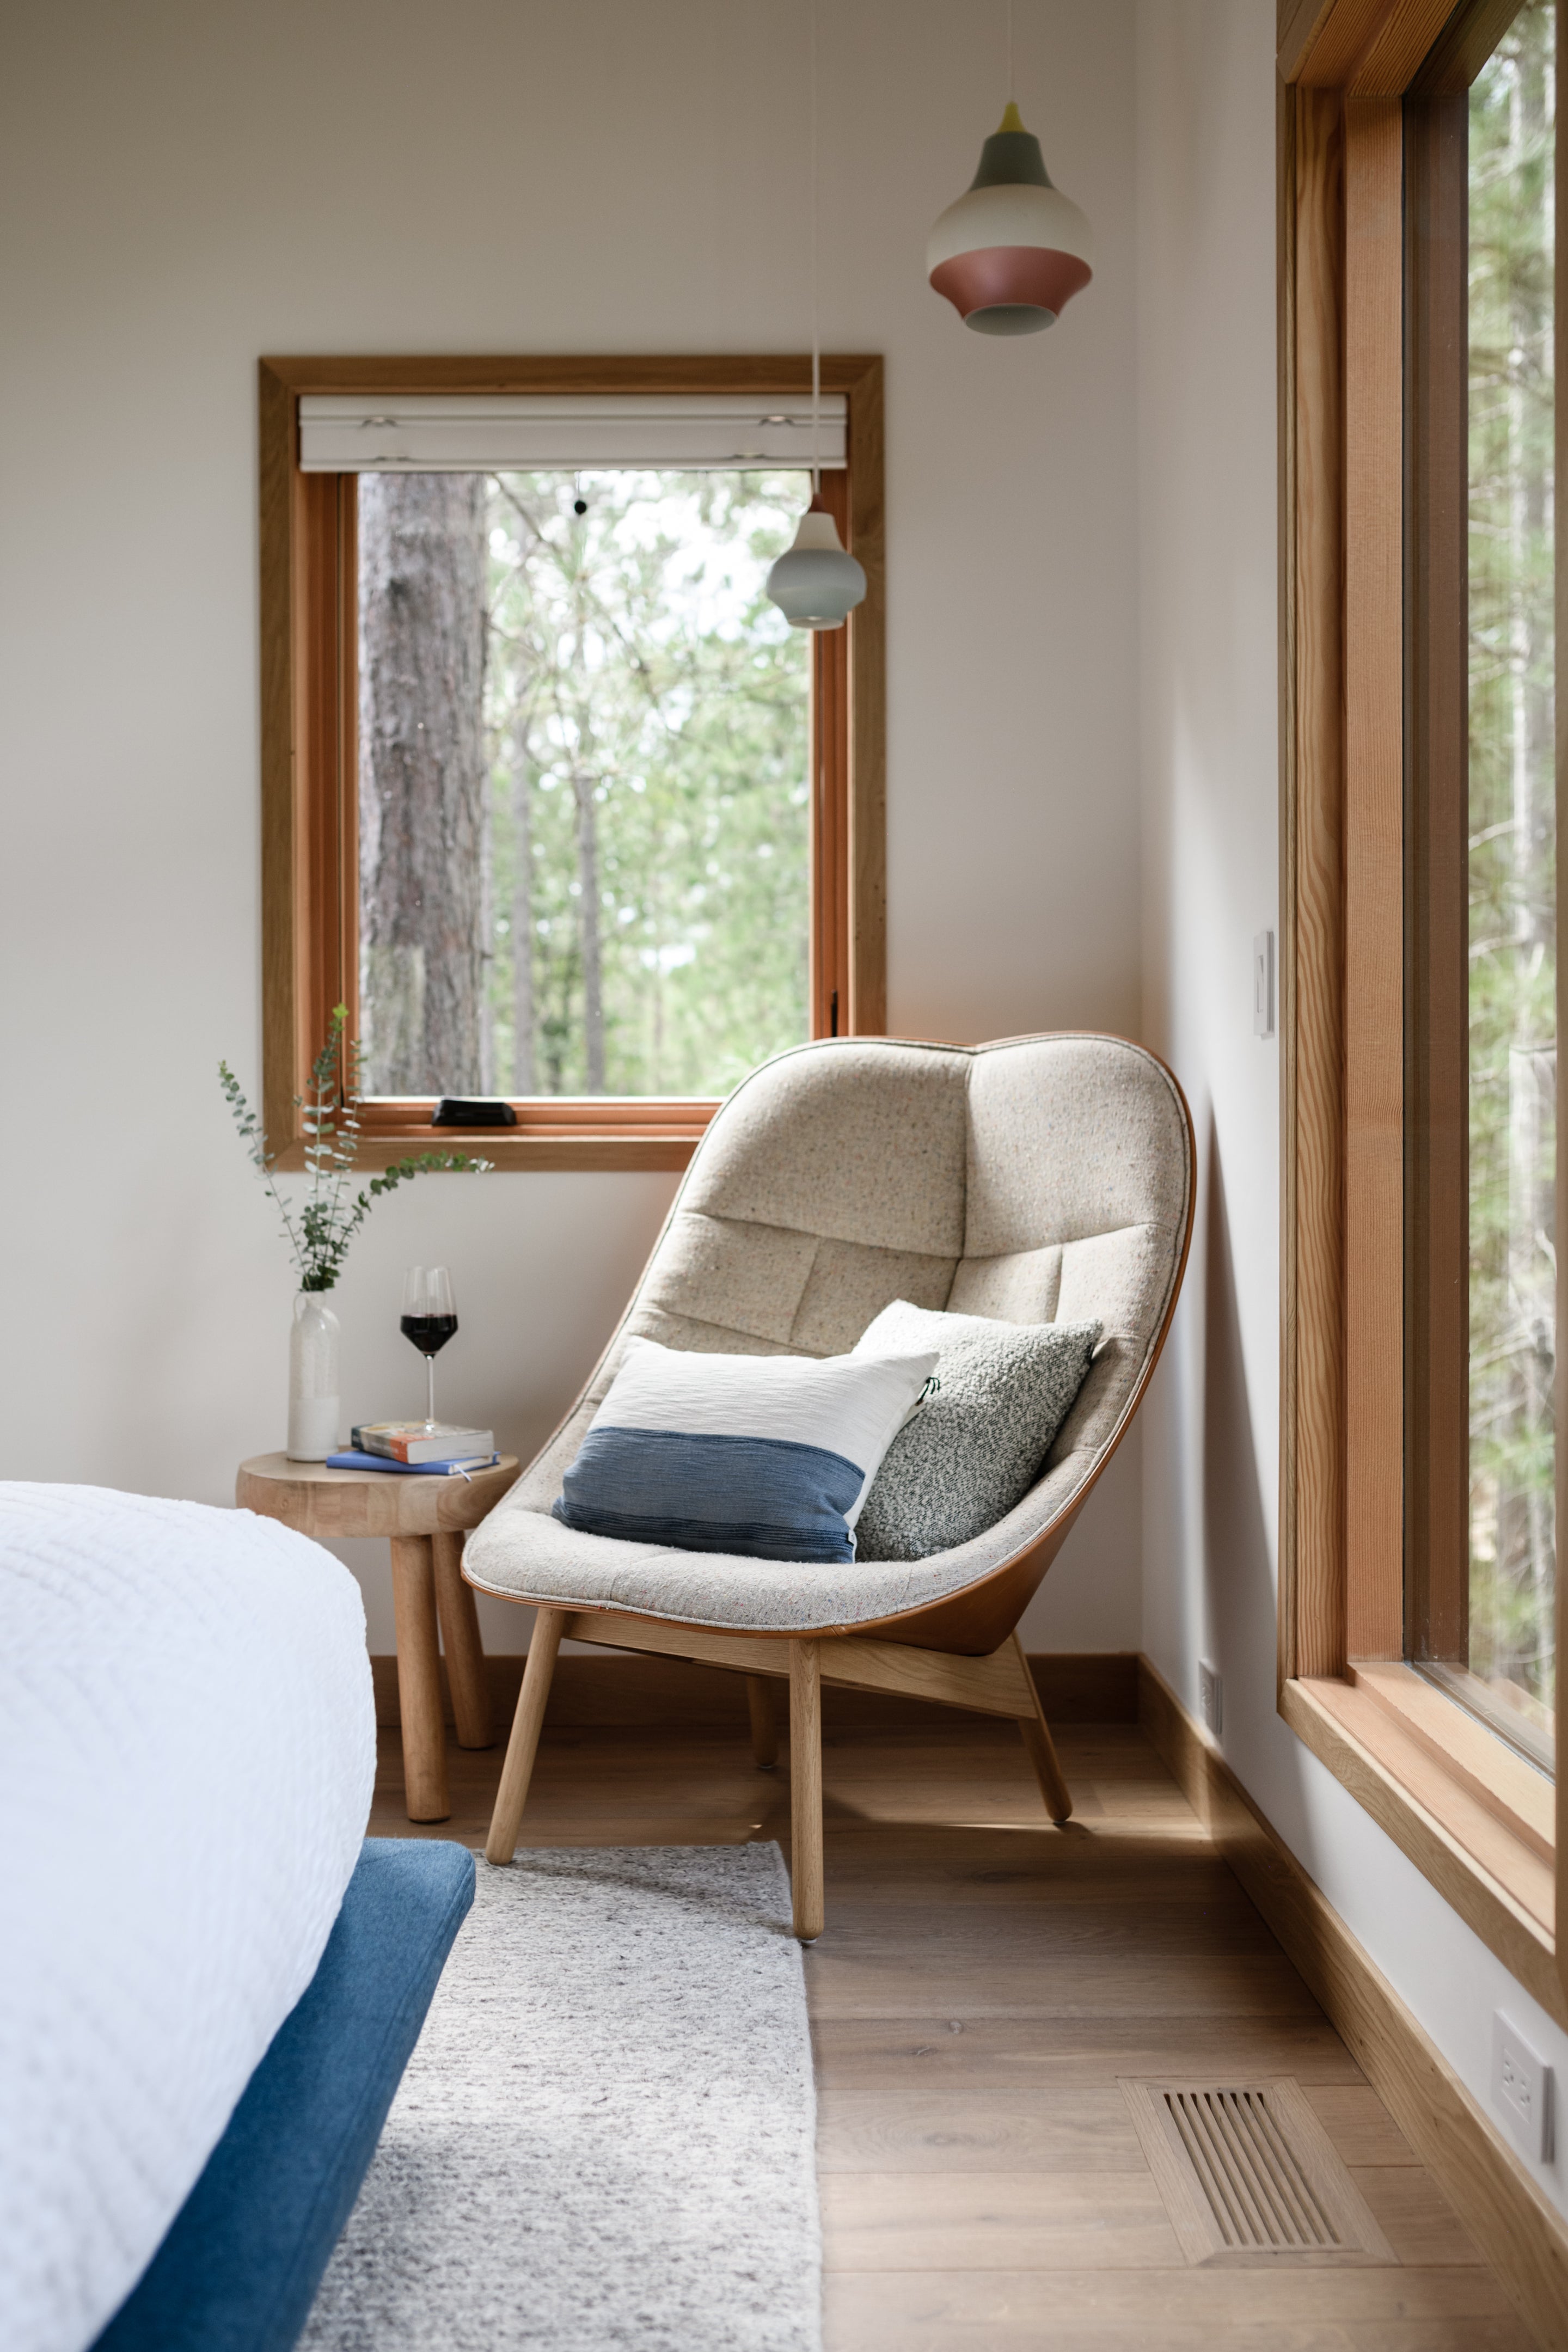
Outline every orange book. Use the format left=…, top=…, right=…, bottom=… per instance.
left=353, top=1420, right=495, bottom=1466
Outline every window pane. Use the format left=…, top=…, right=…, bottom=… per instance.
left=1467, top=1, right=1557, bottom=1759
left=357, top=469, right=810, bottom=1099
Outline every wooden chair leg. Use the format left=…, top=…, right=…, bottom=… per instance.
left=1009, top=1634, right=1073, bottom=1823
left=484, top=1607, right=566, bottom=1864
left=1019, top=1716, right=1074, bottom=1822
left=745, top=1674, right=779, bottom=1769
left=432, top=1531, right=492, bottom=1750
left=789, top=1640, right=824, bottom=1942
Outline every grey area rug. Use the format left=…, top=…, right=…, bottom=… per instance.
left=300, top=1843, right=821, bottom=2352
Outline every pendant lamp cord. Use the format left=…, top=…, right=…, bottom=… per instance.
left=1007, top=0, right=1014, bottom=102
left=810, top=0, right=820, bottom=498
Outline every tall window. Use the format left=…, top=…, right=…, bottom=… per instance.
left=1279, top=0, right=1568, bottom=2018
left=356, top=470, right=809, bottom=1100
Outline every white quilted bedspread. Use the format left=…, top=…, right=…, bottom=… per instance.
left=0, top=1485, right=375, bottom=2352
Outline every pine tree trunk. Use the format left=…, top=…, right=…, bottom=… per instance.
left=573, top=764, right=606, bottom=1091
left=565, top=571, right=608, bottom=1094
left=510, top=706, right=536, bottom=1094
left=358, top=473, right=489, bottom=1094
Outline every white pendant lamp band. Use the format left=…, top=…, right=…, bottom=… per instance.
left=767, top=498, right=866, bottom=630
left=766, top=0, right=866, bottom=633
left=927, top=101, right=1093, bottom=336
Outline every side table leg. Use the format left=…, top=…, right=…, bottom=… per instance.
left=433, top=1530, right=492, bottom=1749
left=390, top=1535, right=449, bottom=1822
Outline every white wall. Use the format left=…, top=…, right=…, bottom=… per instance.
left=0, top=0, right=1142, bottom=1652
left=1136, top=0, right=1568, bottom=2221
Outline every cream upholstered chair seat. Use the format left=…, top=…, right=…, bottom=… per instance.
left=465, top=1033, right=1191, bottom=1637
left=471, top=1033, right=1193, bottom=1941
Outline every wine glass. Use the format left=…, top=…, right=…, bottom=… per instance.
left=401, top=1266, right=457, bottom=1431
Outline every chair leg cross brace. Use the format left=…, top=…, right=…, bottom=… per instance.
left=480, top=1613, right=1072, bottom=1937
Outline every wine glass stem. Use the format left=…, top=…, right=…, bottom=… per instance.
left=426, top=1356, right=436, bottom=1430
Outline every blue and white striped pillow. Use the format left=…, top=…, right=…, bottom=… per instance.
left=552, top=1336, right=939, bottom=1564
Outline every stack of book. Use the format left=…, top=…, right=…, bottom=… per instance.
left=327, top=1422, right=499, bottom=1477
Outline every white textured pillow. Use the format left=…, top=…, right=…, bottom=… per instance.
left=852, top=1300, right=1100, bottom=1560
left=554, top=1334, right=939, bottom=1563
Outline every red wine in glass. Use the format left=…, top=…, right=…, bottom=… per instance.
left=400, top=1312, right=457, bottom=1355
left=401, top=1266, right=457, bottom=1429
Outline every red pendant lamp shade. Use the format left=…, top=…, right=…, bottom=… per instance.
left=927, top=102, right=1092, bottom=336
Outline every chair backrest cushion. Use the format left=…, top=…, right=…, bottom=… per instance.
left=500, top=1033, right=1191, bottom=1582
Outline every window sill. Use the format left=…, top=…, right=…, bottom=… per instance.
left=1281, top=1667, right=1563, bottom=2026
left=273, top=1098, right=715, bottom=1174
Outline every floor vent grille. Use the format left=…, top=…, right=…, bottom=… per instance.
left=1120, top=2077, right=1397, bottom=2268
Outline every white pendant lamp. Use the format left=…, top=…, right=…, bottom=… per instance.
left=927, top=5, right=1092, bottom=336
left=767, top=491, right=865, bottom=629
left=766, top=0, right=866, bottom=633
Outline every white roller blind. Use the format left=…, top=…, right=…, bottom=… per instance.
left=297, top=394, right=847, bottom=473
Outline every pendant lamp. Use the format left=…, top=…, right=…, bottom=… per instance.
left=766, top=0, right=866, bottom=633
left=767, top=493, right=865, bottom=629
left=927, top=96, right=1093, bottom=337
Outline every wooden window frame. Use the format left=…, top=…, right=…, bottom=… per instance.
left=258, top=353, right=886, bottom=1172
left=1277, top=0, right=1568, bottom=2020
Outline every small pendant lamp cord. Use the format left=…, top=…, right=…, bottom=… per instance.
left=1007, top=0, right=1014, bottom=102
left=810, top=0, right=820, bottom=498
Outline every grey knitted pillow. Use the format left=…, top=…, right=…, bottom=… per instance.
left=850, top=1300, right=1100, bottom=1562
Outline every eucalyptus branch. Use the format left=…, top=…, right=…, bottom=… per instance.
left=220, top=1004, right=489, bottom=1291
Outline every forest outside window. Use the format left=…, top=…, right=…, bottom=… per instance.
left=259, top=364, right=885, bottom=1171
left=357, top=468, right=809, bottom=1101
left=1406, top=1, right=1557, bottom=1775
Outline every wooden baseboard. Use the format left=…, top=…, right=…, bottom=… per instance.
left=1137, top=1655, right=1568, bottom=2352
left=369, top=1648, right=1138, bottom=1732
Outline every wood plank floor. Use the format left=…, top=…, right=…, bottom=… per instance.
left=367, top=1681, right=1535, bottom=2350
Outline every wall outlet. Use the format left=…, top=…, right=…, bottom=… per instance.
left=1253, top=930, right=1276, bottom=1038
left=1493, top=2014, right=1553, bottom=2161
left=1199, top=1660, right=1223, bottom=1737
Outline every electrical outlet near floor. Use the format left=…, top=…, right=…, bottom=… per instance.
left=1199, top=1661, right=1222, bottom=1738
left=1493, top=2013, right=1553, bottom=2161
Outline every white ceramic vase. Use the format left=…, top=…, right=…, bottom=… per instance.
left=287, top=1290, right=341, bottom=1461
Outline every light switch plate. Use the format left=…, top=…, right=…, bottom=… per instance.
left=1199, top=1661, right=1223, bottom=1737
left=1253, top=930, right=1275, bottom=1038
left=1493, top=2013, right=1553, bottom=2161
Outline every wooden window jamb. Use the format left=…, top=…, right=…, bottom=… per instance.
left=258, top=354, right=886, bottom=1172
left=1344, top=89, right=1406, bottom=1663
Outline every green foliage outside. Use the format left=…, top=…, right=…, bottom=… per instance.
left=1468, top=1, right=1558, bottom=1725
left=483, top=470, right=810, bottom=1098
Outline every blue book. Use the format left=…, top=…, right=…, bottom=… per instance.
left=326, top=1449, right=498, bottom=1478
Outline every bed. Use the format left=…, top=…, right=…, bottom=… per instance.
left=0, top=1483, right=376, bottom=2352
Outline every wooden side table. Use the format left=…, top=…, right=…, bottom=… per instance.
left=236, top=1453, right=520, bottom=1822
